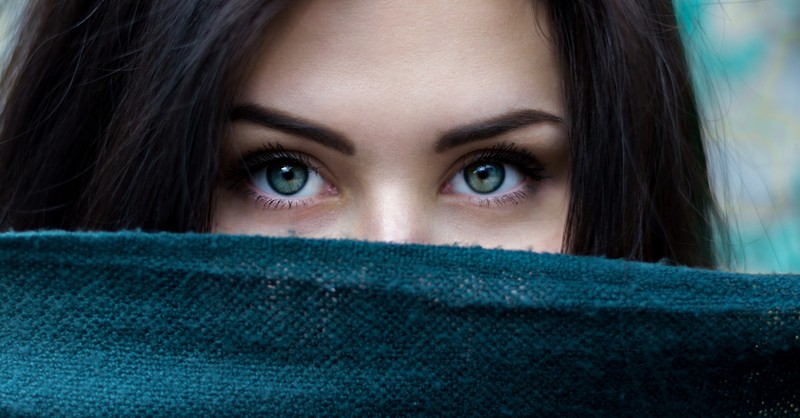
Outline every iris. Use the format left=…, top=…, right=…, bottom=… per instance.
left=267, top=161, right=309, bottom=195
left=464, top=162, right=505, bottom=194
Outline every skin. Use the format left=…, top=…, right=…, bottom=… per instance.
left=214, top=0, right=569, bottom=252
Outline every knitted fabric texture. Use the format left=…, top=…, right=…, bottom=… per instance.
left=0, top=232, right=798, bottom=416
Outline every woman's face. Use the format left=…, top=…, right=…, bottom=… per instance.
left=214, top=0, right=569, bottom=252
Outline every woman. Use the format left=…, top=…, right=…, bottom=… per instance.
left=0, top=0, right=724, bottom=267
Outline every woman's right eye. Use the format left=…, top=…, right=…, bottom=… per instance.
left=250, top=158, right=325, bottom=198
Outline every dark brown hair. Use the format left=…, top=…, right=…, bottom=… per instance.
left=0, top=0, right=725, bottom=267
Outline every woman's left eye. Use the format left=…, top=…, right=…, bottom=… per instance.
left=449, top=160, right=525, bottom=196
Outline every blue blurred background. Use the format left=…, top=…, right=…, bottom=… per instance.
left=677, top=0, right=800, bottom=272
left=1, top=1, right=798, bottom=272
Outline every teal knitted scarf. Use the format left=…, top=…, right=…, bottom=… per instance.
left=1, top=232, right=798, bottom=416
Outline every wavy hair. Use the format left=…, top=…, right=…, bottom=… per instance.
left=0, top=0, right=724, bottom=267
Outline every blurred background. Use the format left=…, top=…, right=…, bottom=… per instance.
left=677, top=0, right=800, bottom=273
left=0, top=1, right=798, bottom=273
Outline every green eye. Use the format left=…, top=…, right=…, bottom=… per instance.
left=267, top=161, right=309, bottom=195
left=464, top=162, right=505, bottom=194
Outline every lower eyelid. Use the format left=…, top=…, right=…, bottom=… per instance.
left=255, top=196, right=314, bottom=210
left=478, top=188, right=534, bottom=207
left=440, top=179, right=537, bottom=207
left=238, top=187, right=320, bottom=211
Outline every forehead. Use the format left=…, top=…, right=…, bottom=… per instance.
left=239, top=0, right=562, bottom=146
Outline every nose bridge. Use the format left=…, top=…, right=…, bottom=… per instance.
left=352, top=181, right=430, bottom=244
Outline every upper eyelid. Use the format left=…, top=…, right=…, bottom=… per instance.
left=225, top=146, right=318, bottom=178
left=219, top=149, right=306, bottom=185
left=453, top=144, right=545, bottom=176
left=464, top=143, right=540, bottom=164
left=244, top=152, right=317, bottom=172
left=240, top=144, right=313, bottom=165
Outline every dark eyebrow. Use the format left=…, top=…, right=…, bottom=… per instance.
left=435, top=109, right=563, bottom=153
left=231, top=104, right=356, bottom=155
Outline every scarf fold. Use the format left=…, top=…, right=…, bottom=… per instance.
left=1, top=232, right=798, bottom=416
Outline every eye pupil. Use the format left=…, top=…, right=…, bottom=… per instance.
left=267, top=161, right=309, bottom=195
left=464, top=162, right=504, bottom=194
left=280, top=166, right=295, bottom=181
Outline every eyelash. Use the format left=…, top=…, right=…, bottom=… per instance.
left=224, top=141, right=548, bottom=209
left=224, top=143, right=327, bottom=210
left=452, top=142, right=547, bottom=207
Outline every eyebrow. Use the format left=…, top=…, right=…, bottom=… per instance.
left=434, top=109, right=563, bottom=153
left=231, top=104, right=356, bottom=155
left=231, top=105, right=563, bottom=156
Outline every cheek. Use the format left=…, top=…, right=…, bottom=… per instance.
left=213, top=181, right=569, bottom=252
left=212, top=185, right=339, bottom=236
left=429, top=182, right=569, bottom=252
